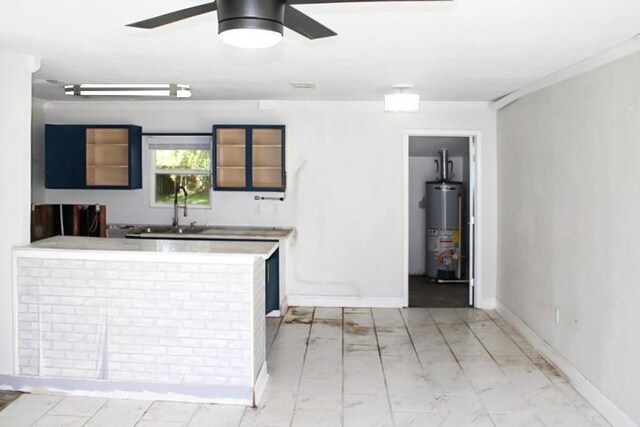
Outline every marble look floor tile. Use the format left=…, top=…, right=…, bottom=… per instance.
left=84, top=399, right=152, bottom=427
left=424, top=362, right=475, bottom=395
left=344, top=350, right=387, bottom=395
left=377, top=334, right=415, bottom=355
left=387, top=380, right=436, bottom=412
left=395, top=410, right=493, bottom=427
left=537, top=408, right=604, bottom=427
left=476, top=381, right=531, bottom=414
left=428, top=309, right=464, bottom=325
left=187, top=404, right=245, bottom=427
left=428, top=395, right=494, bottom=427
left=48, top=396, right=107, bottom=417
left=0, top=394, right=63, bottom=427
left=309, top=319, right=343, bottom=339
left=291, top=409, right=341, bottom=427
left=135, top=421, right=187, bottom=427
left=33, top=415, right=89, bottom=427
left=490, top=412, right=545, bottom=427
left=244, top=388, right=296, bottom=426
left=297, top=376, right=342, bottom=410
left=283, top=307, right=314, bottom=324
left=314, top=307, right=343, bottom=320
left=344, top=394, right=393, bottom=427
left=0, top=308, right=611, bottom=427
left=401, top=308, right=436, bottom=328
left=142, top=402, right=200, bottom=423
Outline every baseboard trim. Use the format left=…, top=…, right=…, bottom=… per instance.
left=286, top=295, right=405, bottom=308
left=0, top=375, right=251, bottom=405
left=253, top=362, right=269, bottom=407
left=479, top=297, right=496, bottom=309
left=496, top=300, right=636, bottom=427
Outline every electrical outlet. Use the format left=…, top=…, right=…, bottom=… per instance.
left=555, top=308, right=560, bottom=324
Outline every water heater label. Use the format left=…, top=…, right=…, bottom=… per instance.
left=427, top=228, right=460, bottom=252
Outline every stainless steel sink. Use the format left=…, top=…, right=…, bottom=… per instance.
left=135, top=226, right=175, bottom=234
left=171, top=226, right=205, bottom=234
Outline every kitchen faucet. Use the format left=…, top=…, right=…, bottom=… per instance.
left=172, top=183, right=188, bottom=227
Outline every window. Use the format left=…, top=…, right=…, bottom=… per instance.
left=148, top=137, right=211, bottom=207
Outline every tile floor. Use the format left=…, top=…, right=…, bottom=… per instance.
left=0, top=307, right=609, bottom=427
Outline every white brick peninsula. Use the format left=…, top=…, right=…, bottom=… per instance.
left=5, top=236, right=276, bottom=405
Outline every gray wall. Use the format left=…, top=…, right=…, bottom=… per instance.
left=497, top=52, right=640, bottom=423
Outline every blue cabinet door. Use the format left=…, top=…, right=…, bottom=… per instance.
left=213, top=125, right=286, bottom=192
left=45, top=125, right=86, bottom=188
left=265, top=248, right=280, bottom=314
left=45, top=124, right=142, bottom=189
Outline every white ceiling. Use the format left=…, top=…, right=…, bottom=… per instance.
left=0, top=0, right=638, bottom=101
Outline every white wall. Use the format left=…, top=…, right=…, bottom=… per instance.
left=0, top=52, right=35, bottom=374
left=34, top=100, right=497, bottom=306
left=498, top=52, right=640, bottom=424
left=408, top=156, right=463, bottom=275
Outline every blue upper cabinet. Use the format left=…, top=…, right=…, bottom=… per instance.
left=213, top=125, right=286, bottom=192
left=45, top=125, right=142, bottom=189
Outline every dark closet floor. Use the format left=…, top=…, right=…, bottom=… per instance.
left=409, top=275, right=469, bottom=308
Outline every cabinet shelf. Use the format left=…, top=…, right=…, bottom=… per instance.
left=213, top=125, right=285, bottom=192
left=45, top=125, right=142, bottom=189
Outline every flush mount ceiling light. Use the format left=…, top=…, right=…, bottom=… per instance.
left=64, top=84, right=192, bottom=98
left=126, top=0, right=451, bottom=49
left=384, top=85, right=420, bottom=113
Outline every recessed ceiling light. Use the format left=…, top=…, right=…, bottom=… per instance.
left=64, top=84, right=192, bottom=98
left=291, top=82, right=316, bottom=90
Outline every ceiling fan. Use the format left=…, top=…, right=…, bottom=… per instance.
left=127, top=0, right=451, bottom=48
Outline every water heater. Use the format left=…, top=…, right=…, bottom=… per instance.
left=425, top=149, right=463, bottom=280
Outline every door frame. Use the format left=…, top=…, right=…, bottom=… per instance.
left=402, top=130, right=482, bottom=307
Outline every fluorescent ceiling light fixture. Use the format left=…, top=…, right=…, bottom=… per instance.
left=219, top=28, right=282, bottom=49
left=64, top=84, right=192, bottom=98
left=385, top=85, right=420, bottom=113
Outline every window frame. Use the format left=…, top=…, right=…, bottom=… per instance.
left=147, top=137, right=212, bottom=209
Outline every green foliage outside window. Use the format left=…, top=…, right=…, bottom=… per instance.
left=154, top=149, right=211, bottom=205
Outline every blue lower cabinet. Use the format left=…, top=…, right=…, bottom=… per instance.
left=265, top=249, right=280, bottom=314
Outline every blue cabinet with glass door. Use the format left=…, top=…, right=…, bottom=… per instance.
left=213, top=125, right=286, bottom=191
left=45, top=124, right=142, bottom=189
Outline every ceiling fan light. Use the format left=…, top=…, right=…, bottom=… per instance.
left=219, top=28, right=283, bottom=49
left=384, top=93, right=420, bottom=113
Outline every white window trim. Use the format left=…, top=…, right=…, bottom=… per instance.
left=148, top=139, right=212, bottom=209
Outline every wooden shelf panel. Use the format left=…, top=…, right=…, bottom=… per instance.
left=252, top=129, right=282, bottom=146
left=253, top=168, right=282, bottom=188
left=217, top=168, right=245, bottom=188
left=86, top=128, right=128, bottom=145
left=253, top=144, right=281, bottom=168
left=217, top=128, right=246, bottom=146
left=87, top=167, right=128, bottom=186
left=87, top=144, right=128, bottom=167
left=217, top=145, right=245, bottom=168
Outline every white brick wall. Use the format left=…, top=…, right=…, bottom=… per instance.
left=16, top=255, right=262, bottom=389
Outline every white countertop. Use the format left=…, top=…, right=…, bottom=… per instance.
left=110, top=224, right=294, bottom=240
left=21, top=236, right=278, bottom=258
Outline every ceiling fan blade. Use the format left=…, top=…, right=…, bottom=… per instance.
left=127, top=2, right=217, bottom=29
left=287, top=0, right=450, bottom=4
left=284, top=5, right=337, bottom=39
